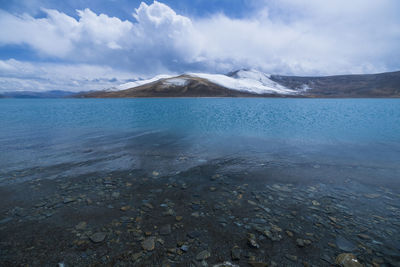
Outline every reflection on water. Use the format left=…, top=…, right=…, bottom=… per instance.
left=1, top=98, right=400, bottom=186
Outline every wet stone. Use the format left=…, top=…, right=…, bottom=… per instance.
left=357, top=234, right=371, bottom=240
left=160, top=224, right=172, bottom=235
left=180, top=244, right=189, bottom=252
left=247, top=233, right=259, bottom=248
left=143, top=203, right=154, bottom=210
left=335, top=253, right=363, bottom=267
left=187, top=230, right=201, bottom=239
left=142, top=237, right=155, bottom=251
left=63, top=197, right=75, bottom=204
left=120, top=206, right=130, bottom=211
left=89, top=232, right=107, bottom=243
left=75, top=221, right=87, bottom=230
left=285, top=254, right=298, bottom=262
left=336, top=236, right=356, bottom=252
left=196, top=250, right=211, bottom=261
left=231, top=245, right=241, bottom=260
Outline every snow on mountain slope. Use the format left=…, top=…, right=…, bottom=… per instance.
left=112, top=74, right=175, bottom=91
left=113, top=69, right=295, bottom=95
left=162, top=77, right=189, bottom=87
left=189, top=69, right=295, bottom=94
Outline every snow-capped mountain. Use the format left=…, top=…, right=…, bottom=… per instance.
left=79, top=69, right=400, bottom=98
left=113, top=69, right=296, bottom=95
left=189, top=69, right=295, bottom=94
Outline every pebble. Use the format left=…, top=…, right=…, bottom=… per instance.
left=63, top=197, right=75, bottom=204
left=142, top=237, right=156, bottom=251
left=160, top=224, right=172, bottom=235
left=143, top=203, right=154, bottom=209
left=285, top=254, right=298, bottom=262
left=231, top=245, right=241, bottom=260
left=196, top=250, right=211, bottom=261
left=335, top=253, right=363, bottom=267
left=75, top=221, right=87, bottom=230
left=120, top=206, right=130, bottom=211
left=180, top=244, right=189, bottom=252
left=89, top=232, right=107, bottom=243
left=336, top=236, right=356, bottom=252
left=357, top=234, right=371, bottom=240
left=247, top=233, right=259, bottom=248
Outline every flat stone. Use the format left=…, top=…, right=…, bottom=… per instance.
left=285, top=254, right=298, bottom=262
left=75, top=221, right=87, bottom=230
left=63, top=197, right=75, bottom=204
left=357, top=234, right=371, bottom=240
left=335, top=253, right=363, bottom=267
left=286, top=230, right=293, bottom=237
left=160, top=224, right=172, bottom=235
left=143, top=203, right=154, bottom=209
left=180, top=244, right=189, bottom=252
left=120, top=206, right=130, bottom=211
left=89, top=232, right=107, bottom=243
left=336, top=236, right=356, bottom=252
left=329, top=216, right=338, bottom=223
left=187, top=230, right=201, bottom=239
left=132, top=252, right=143, bottom=261
left=142, top=237, right=155, bottom=251
left=312, top=200, right=320, bottom=206
left=196, top=250, right=211, bottom=261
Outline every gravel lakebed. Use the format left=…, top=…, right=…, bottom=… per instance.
left=0, top=158, right=399, bottom=266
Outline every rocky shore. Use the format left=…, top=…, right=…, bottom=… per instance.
left=1, top=159, right=399, bottom=266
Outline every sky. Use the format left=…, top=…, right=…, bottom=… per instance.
left=0, top=0, right=399, bottom=92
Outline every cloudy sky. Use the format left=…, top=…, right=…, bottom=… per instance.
left=0, top=0, right=399, bottom=92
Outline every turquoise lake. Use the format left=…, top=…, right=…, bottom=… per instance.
left=1, top=98, right=400, bottom=265
left=1, top=98, right=400, bottom=187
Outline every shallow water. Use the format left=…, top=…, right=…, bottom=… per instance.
left=0, top=98, right=399, bottom=266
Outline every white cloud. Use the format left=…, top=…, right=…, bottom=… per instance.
left=0, top=0, right=399, bottom=91
left=0, top=59, right=137, bottom=92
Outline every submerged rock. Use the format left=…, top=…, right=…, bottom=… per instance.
left=89, top=232, right=107, bottom=243
left=196, top=250, right=211, bottom=261
left=160, top=224, right=172, bottom=235
left=231, top=245, right=241, bottom=260
left=63, top=197, right=75, bottom=204
left=335, top=253, right=363, bottom=267
left=247, top=233, right=259, bottom=248
left=75, top=221, right=87, bottom=230
left=142, top=237, right=156, bottom=251
left=336, top=236, right=356, bottom=252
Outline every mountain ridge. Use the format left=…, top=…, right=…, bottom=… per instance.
left=79, top=69, right=400, bottom=98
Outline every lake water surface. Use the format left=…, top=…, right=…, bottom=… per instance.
left=0, top=98, right=399, bottom=265
left=1, top=98, right=399, bottom=185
